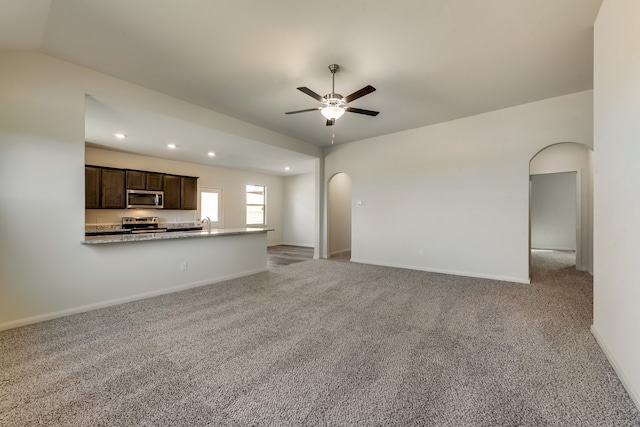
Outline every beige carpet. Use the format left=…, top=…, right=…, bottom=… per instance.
left=1, top=251, right=638, bottom=426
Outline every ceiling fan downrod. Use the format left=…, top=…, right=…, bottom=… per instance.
left=328, top=63, right=339, bottom=98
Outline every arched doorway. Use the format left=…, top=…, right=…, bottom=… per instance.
left=328, top=172, right=352, bottom=260
left=529, top=142, right=593, bottom=278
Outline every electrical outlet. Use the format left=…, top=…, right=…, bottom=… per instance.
left=180, top=261, right=188, bottom=271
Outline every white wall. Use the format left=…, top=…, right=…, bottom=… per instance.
left=328, top=173, right=352, bottom=255
left=282, top=173, right=315, bottom=247
left=530, top=172, right=576, bottom=251
left=324, top=91, right=593, bottom=283
left=0, top=52, right=312, bottom=329
left=530, top=142, right=594, bottom=272
left=85, top=147, right=284, bottom=245
left=592, top=0, right=640, bottom=409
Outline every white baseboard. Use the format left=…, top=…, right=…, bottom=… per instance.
left=0, top=267, right=267, bottom=332
left=531, top=247, right=576, bottom=251
left=575, top=266, right=594, bottom=276
left=281, top=242, right=314, bottom=248
left=349, top=258, right=530, bottom=284
left=591, top=325, right=640, bottom=410
left=330, top=248, right=351, bottom=256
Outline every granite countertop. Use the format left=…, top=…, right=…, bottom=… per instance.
left=85, top=226, right=205, bottom=236
left=82, top=228, right=274, bottom=245
left=84, top=228, right=131, bottom=236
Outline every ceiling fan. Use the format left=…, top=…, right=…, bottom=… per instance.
left=285, top=64, right=379, bottom=126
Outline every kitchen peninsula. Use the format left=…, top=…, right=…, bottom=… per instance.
left=76, top=222, right=274, bottom=322
left=83, top=227, right=273, bottom=245
left=76, top=148, right=284, bottom=328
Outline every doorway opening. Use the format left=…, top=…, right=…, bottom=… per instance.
left=529, top=142, right=593, bottom=280
left=327, top=172, right=352, bottom=260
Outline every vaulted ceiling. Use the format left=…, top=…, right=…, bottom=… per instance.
left=1, top=0, right=602, bottom=171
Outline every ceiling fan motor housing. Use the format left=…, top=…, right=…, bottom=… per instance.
left=323, top=94, right=346, bottom=107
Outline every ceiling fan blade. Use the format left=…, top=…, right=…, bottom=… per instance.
left=326, top=119, right=335, bottom=126
left=344, top=85, right=376, bottom=103
left=285, top=107, right=322, bottom=115
left=346, top=107, right=379, bottom=116
left=297, top=87, right=324, bottom=102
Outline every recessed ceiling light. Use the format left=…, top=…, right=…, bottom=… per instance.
left=167, top=143, right=176, bottom=149
left=208, top=151, right=216, bottom=157
left=285, top=167, right=290, bottom=171
left=114, top=133, right=127, bottom=139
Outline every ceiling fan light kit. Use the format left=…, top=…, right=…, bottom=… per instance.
left=285, top=64, right=379, bottom=126
left=320, top=105, right=346, bottom=120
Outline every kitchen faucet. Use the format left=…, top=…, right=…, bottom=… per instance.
left=201, top=216, right=211, bottom=233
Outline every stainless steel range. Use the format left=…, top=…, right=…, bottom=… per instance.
left=122, top=217, right=167, bottom=234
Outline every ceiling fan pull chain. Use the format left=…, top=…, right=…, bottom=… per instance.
left=331, top=117, right=337, bottom=144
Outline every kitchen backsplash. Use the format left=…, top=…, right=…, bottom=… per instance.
left=85, top=209, right=198, bottom=225
left=85, top=221, right=200, bottom=232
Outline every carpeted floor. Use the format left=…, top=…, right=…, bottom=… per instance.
left=1, top=252, right=639, bottom=426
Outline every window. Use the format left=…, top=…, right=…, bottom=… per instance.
left=246, top=184, right=266, bottom=225
left=199, top=188, right=223, bottom=227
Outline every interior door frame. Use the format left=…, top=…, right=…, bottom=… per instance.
left=327, top=172, right=352, bottom=259
left=528, top=169, right=582, bottom=272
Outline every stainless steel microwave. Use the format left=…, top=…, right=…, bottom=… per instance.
left=126, top=190, right=164, bottom=209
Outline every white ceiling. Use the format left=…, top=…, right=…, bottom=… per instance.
left=84, top=96, right=318, bottom=175
left=2, top=0, right=602, bottom=171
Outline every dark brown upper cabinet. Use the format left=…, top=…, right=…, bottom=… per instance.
left=163, top=175, right=182, bottom=209
left=181, top=177, right=198, bottom=210
left=101, top=169, right=126, bottom=209
left=146, top=173, right=164, bottom=191
left=85, top=165, right=197, bottom=210
left=126, top=170, right=146, bottom=190
left=85, top=166, right=101, bottom=209
left=126, top=170, right=164, bottom=191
